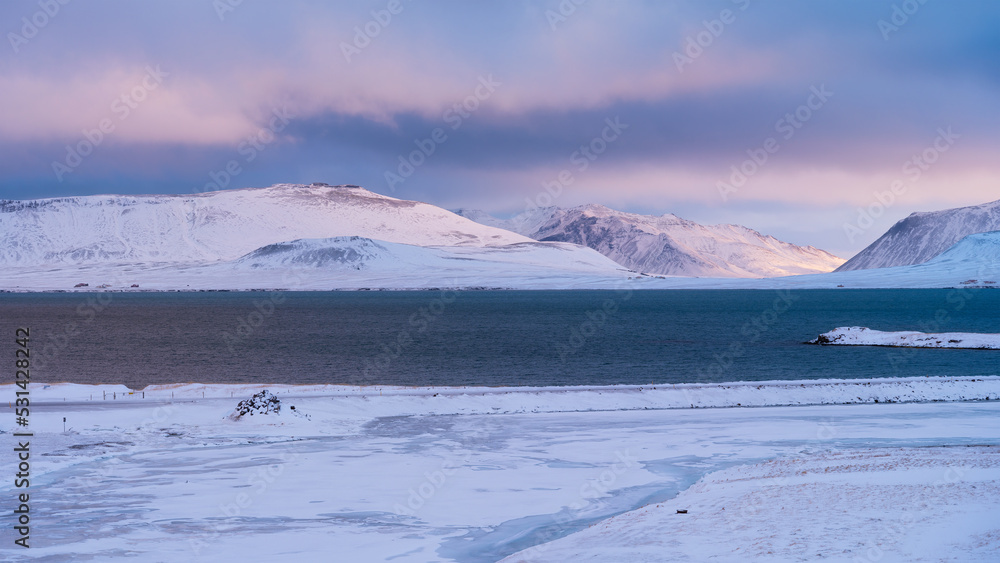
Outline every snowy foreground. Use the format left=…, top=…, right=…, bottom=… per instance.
left=503, top=447, right=1000, bottom=562
left=2, top=377, right=999, bottom=561
left=811, top=326, right=1000, bottom=349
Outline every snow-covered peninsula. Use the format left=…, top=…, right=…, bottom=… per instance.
left=810, top=327, right=1000, bottom=349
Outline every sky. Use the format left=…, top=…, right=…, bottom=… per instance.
left=1, top=0, right=998, bottom=258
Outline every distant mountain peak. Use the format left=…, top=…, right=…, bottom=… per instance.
left=836, top=198, right=1000, bottom=271
left=457, top=205, right=843, bottom=278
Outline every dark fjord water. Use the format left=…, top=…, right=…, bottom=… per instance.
left=2, top=289, right=997, bottom=388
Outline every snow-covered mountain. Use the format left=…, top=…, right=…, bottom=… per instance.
left=235, top=236, right=622, bottom=275
left=455, top=205, right=844, bottom=278
left=0, top=184, right=639, bottom=290
left=836, top=198, right=1000, bottom=271
left=769, top=230, right=1000, bottom=289
left=453, top=207, right=560, bottom=241
left=0, top=234, right=635, bottom=291
left=6, top=183, right=992, bottom=291
left=595, top=231, right=1000, bottom=290
left=228, top=236, right=633, bottom=288
left=0, top=184, right=533, bottom=266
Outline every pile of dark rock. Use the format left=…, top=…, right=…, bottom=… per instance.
left=229, top=389, right=281, bottom=420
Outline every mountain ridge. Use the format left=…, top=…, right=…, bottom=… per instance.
left=0, top=183, right=639, bottom=290
left=456, top=205, right=844, bottom=278
left=5, top=184, right=995, bottom=290
left=0, top=183, right=533, bottom=266
left=836, top=198, right=1000, bottom=271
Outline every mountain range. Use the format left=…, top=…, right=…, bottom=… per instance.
left=455, top=205, right=844, bottom=278
left=1, top=183, right=997, bottom=291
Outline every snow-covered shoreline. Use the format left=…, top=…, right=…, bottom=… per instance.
left=3, top=377, right=998, bottom=561
left=811, top=326, right=1000, bottom=349
left=12, top=376, right=1000, bottom=413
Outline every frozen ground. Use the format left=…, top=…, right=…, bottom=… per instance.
left=503, top=447, right=1000, bottom=562
left=1, top=378, right=998, bottom=561
left=811, top=326, right=1000, bottom=349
